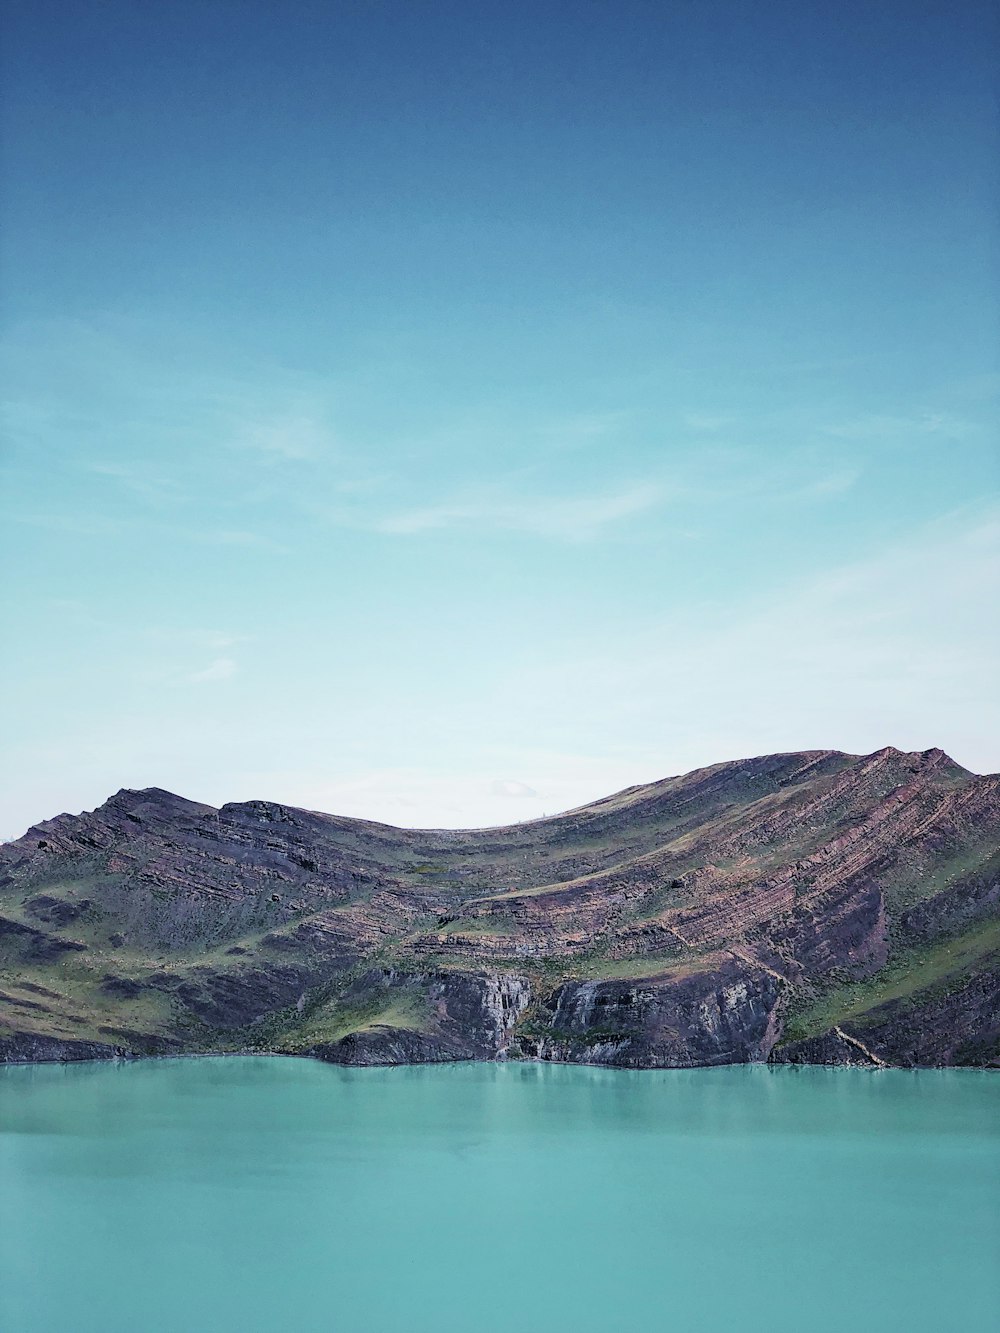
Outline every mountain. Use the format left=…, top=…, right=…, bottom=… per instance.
left=1, top=747, right=998, bottom=1069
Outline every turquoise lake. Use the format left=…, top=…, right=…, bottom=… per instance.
left=1, top=1057, right=997, bottom=1333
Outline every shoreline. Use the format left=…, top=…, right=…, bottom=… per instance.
left=2, top=1044, right=996, bottom=1073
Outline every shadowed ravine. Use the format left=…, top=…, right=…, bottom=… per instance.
left=2, top=746, right=998, bottom=1069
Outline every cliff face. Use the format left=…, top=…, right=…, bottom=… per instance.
left=1, top=746, right=998, bottom=1069
left=514, top=957, right=783, bottom=1068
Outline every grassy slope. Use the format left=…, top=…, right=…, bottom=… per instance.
left=780, top=917, right=1000, bottom=1042
left=2, top=750, right=997, bottom=1061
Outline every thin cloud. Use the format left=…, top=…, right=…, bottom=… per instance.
left=491, top=779, right=538, bottom=798
left=375, top=483, right=663, bottom=540
left=3, top=510, right=132, bottom=538
left=194, top=528, right=290, bottom=553
left=826, top=411, right=976, bottom=441
left=87, top=461, right=187, bottom=503
left=3, top=506, right=292, bottom=555
left=683, top=412, right=735, bottom=432
left=143, top=626, right=249, bottom=651
left=538, top=410, right=630, bottom=450
left=233, top=412, right=333, bottom=461
left=777, top=469, right=860, bottom=502
left=186, top=657, right=238, bottom=684
left=495, top=501, right=1000, bottom=779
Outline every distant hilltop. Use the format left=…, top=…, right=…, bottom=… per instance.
left=2, top=746, right=998, bottom=1070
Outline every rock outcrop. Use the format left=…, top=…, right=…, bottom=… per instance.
left=1, top=746, right=997, bottom=1068
left=514, top=956, right=782, bottom=1068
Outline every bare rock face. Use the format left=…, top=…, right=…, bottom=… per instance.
left=515, top=957, right=782, bottom=1068
left=312, top=1027, right=460, bottom=1066
left=776, top=879, right=888, bottom=978
left=308, top=969, right=531, bottom=1065
left=0, top=1033, right=128, bottom=1063
left=1, top=746, right=998, bottom=1069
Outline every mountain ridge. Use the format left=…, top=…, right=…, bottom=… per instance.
left=2, top=746, right=998, bottom=1069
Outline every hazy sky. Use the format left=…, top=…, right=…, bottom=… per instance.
left=2, top=0, right=998, bottom=835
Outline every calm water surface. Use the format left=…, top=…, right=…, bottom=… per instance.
left=1, top=1057, right=997, bottom=1332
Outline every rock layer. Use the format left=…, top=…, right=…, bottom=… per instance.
left=1, top=746, right=997, bottom=1068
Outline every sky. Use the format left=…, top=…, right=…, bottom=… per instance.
left=1, top=0, right=998, bottom=836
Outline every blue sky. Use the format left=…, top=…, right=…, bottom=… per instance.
left=2, top=0, right=998, bottom=835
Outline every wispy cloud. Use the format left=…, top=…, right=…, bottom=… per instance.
left=185, top=657, right=238, bottom=684
left=490, top=779, right=537, bottom=798
left=4, top=510, right=133, bottom=538
left=139, top=628, right=249, bottom=689
left=538, top=410, right=630, bottom=450
left=2, top=317, right=349, bottom=476
left=4, top=505, right=289, bottom=554
left=231, top=411, right=335, bottom=462
left=492, top=501, right=1000, bottom=779
left=192, top=527, right=289, bottom=553
left=374, top=483, right=664, bottom=540
left=825, top=411, right=977, bottom=442
left=683, top=412, right=735, bottom=432
left=87, top=461, right=188, bottom=503
left=234, top=767, right=557, bottom=828
left=778, top=468, right=860, bottom=502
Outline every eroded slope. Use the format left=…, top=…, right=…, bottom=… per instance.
left=1, top=746, right=997, bottom=1068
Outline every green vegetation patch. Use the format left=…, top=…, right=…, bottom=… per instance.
left=275, top=990, right=432, bottom=1051
left=567, top=950, right=705, bottom=982
left=876, top=839, right=1000, bottom=915
left=0, top=961, right=180, bottom=1047
left=781, top=917, right=1000, bottom=1042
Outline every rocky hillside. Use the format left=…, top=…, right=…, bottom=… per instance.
left=2, top=746, right=998, bottom=1069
